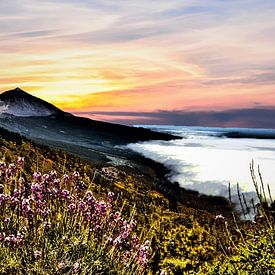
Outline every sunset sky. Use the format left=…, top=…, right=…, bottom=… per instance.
left=1, top=0, right=275, bottom=125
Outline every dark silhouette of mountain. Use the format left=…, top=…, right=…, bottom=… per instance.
left=0, top=87, right=65, bottom=116
left=0, top=88, right=180, bottom=164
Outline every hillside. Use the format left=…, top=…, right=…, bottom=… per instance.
left=1, top=127, right=274, bottom=274
left=0, top=126, right=224, bottom=273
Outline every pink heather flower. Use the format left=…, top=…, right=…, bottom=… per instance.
left=34, top=250, right=42, bottom=260
left=33, top=172, right=42, bottom=182
left=0, top=232, right=5, bottom=242
left=130, top=219, right=137, bottom=230
left=13, top=189, right=20, bottom=198
left=73, top=262, right=81, bottom=273
left=5, top=235, right=17, bottom=245
left=123, top=251, right=131, bottom=262
left=76, top=181, right=85, bottom=191
left=84, top=191, right=93, bottom=199
left=68, top=203, right=76, bottom=212
left=96, top=224, right=101, bottom=232
left=6, top=163, right=16, bottom=177
left=105, top=237, right=113, bottom=246
left=97, top=201, right=107, bottom=216
left=43, top=221, right=52, bottom=231
left=17, top=157, right=25, bottom=169
left=4, top=217, right=11, bottom=224
left=58, top=261, right=66, bottom=270
left=114, top=211, right=120, bottom=221
left=42, top=174, right=50, bottom=183
left=72, top=171, right=80, bottom=181
left=53, top=179, right=60, bottom=188
left=31, top=184, right=37, bottom=193
left=61, top=189, right=70, bottom=200
left=160, top=270, right=168, bottom=275
left=0, top=184, right=4, bottom=193
left=49, top=170, right=57, bottom=179
left=42, top=208, right=50, bottom=218
left=137, top=240, right=151, bottom=267
left=107, top=191, right=115, bottom=203
left=78, top=200, right=86, bottom=212
left=0, top=161, right=6, bottom=171
left=132, top=235, right=139, bottom=247
left=63, top=174, right=70, bottom=185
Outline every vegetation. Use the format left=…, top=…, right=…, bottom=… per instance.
left=0, top=127, right=274, bottom=274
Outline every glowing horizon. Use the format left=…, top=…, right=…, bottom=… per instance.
left=1, top=0, right=275, bottom=124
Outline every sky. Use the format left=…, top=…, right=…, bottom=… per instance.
left=0, top=0, right=275, bottom=126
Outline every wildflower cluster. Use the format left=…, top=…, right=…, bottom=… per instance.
left=0, top=158, right=151, bottom=273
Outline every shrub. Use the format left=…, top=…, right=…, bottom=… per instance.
left=203, top=163, right=275, bottom=275
left=0, top=158, right=151, bottom=274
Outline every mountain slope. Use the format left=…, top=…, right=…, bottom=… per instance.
left=0, top=88, right=64, bottom=116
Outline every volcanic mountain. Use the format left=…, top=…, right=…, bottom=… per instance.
left=0, top=88, right=179, bottom=165
left=0, top=88, right=64, bottom=117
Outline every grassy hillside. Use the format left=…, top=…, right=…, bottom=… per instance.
left=1, top=127, right=274, bottom=274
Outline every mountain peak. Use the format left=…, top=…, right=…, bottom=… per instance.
left=0, top=88, right=64, bottom=117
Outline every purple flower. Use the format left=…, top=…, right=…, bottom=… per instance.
left=73, top=262, right=81, bottom=273
left=13, top=189, right=20, bottom=198
left=63, top=174, right=70, bottom=185
left=107, top=191, right=115, bottom=203
left=0, top=161, right=6, bottom=171
left=61, top=189, right=70, bottom=200
left=84, top=191, right=93, bottom=200
left=6, top=163, right=16, bottom=178
left=42, top=173, right=50, bottom=183
left=57, top=261, right=66, bottom=270
left=17, top=157, right=25, bottom=169
left=137, top=240, right=151, bottom=267
left=33, top=172, right=42, bottom=182
left=43, top=221, right=52, bottom=231
left=49, top=170, right=57, bottom=179
left=78, top=200, right=86, bottom=212
left=97, top=201, right=107, bottom=216
left=76, top=181, right=85, bottom=192
left=114, top=211, right=120, bottom=221
left=132, top=235, right=139, bottom=247
left=72, top=171, right=80, bottom=181
left=0, top=232, right=6, bottom=242
left=53, top=179, right=60, bottom=188
left=68, top=203, right=76, bottom=212
left=4, top=217, right=11, bottom=224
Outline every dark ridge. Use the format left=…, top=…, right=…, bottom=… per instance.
left=222, top=131, right=275, bottom=139
left=49, top=113, right=181, bottom=143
